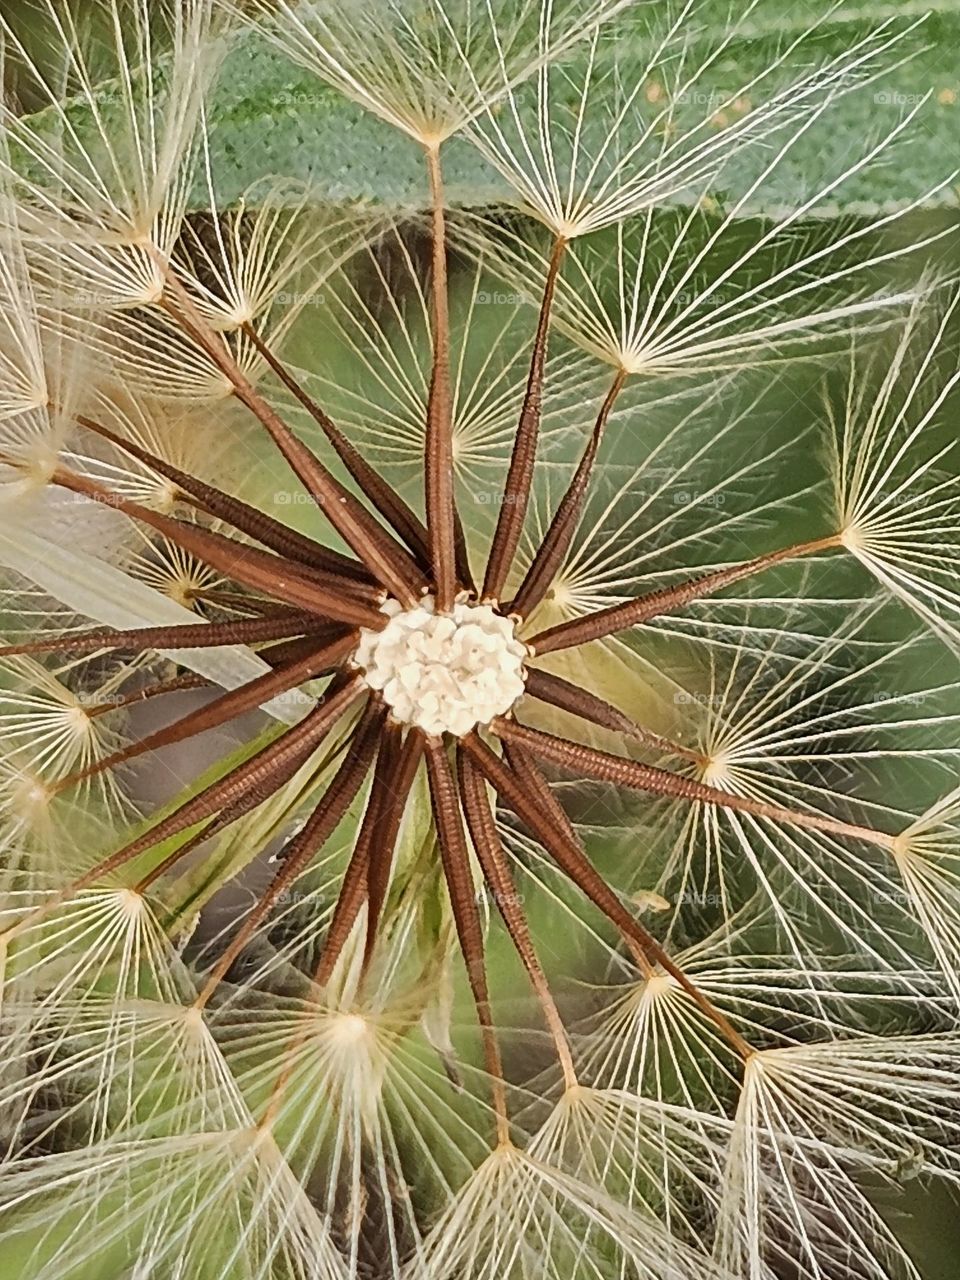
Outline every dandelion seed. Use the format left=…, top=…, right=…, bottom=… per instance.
left=833, top=289, right=960, bottom=652
left=418, top=1136, right=721, bottom=1280
left=0, top=0, right=227, bottom=310
left=0, top=195, right=47, bottom=424
left=232, top=0, right=632, bottom=147
left=717, top=1038, right=960, bottom=1280
left=463, top=7, right=924, bottom=239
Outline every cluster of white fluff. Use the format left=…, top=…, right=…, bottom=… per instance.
left=355, top=596, right=528, bottom=737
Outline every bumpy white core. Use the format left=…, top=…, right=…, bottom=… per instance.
left=355, top=596, right=527, bottom=738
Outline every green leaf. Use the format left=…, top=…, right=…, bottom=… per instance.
left=201, top=10, right=960, bottom=215
left=11, top=5, right=960, bottom=218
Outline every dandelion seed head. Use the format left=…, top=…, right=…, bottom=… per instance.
left=838, top=521, right=868, bottom=553
left=124, top=535, right=224, bottom=610
left=8, top=770, right=55, bottom=822
left=0, top=448, right=57, bottom=501
left=700, top=747, right=735, bottom=787
left=114, top=887, right=146, bottom=920
left=462, top=9, right=933, bottom=243
left=355, top=595, right=527, bottom=736
left=0, top=396, right=71, bottom=502
left=539, top=573, right=578, bottom=614
left=645, top=971, right=680, bottom=998
left=0, top=5, right=958, bottom=1278
left=0, top=0, right=226, bottom=313
left=324, top=1009, right=372, bottom=1049
left=181, top=1004, right=206, bottom=1032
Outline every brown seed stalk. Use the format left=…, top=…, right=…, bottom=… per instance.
left=463, top=732, right=754, bottom=1059
left=508, top=368, right=626, bottom=619
left=195, top=700, right=384, bottom=1007
left=482, top=235, right=567, bottom=603
left=528, top=535, right=842, bottom=655
left=494, top=718, right=898, bottom=850
left=424, top=145, right=459, bottom=611
left=426, top=738, right=510, bottom=1142
left=242, top=322, right=434, bottom=574
left=457, top=747, right=578, bottom=1089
